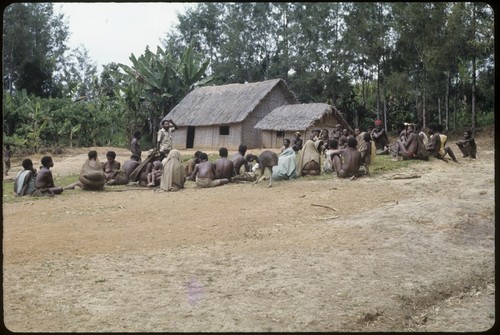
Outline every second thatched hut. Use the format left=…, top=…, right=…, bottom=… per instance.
left=254, top=103, right=351, bottom=148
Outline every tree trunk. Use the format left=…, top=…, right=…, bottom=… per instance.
left=422, top=78, right=426, bottom=130
left=438, top=97, right=441, bottom=125
left=376, top=68, right=381, bottom=120
left=471, top=57, right=477, bottom=131
left=445, top=71, right=450, bottom=130
left=471, top=3, right=477, bottom=132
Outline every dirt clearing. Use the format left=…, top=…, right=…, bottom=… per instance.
left=2, top=135, right=495, bottom=332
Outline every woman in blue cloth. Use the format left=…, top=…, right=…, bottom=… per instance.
left=271, top=143, right=297, bottom=181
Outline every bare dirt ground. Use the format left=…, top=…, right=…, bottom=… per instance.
left=2, top=131, right=496, bottom=332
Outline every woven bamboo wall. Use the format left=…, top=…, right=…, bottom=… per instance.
left=171, top=128, right=187, bottom=149
left=172, top=125, right=243, bottom=150
left=244, top=87, right=295, bottom=148
left=259, top=130, right=299, bottom=148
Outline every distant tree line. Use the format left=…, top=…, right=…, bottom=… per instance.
left=2, top=2, right=494, bottom=153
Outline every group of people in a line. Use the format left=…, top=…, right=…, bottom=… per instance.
left=9, top=118, right=477, bottom=196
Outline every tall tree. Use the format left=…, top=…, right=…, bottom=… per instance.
left=3, top=3, right=69, bottom=97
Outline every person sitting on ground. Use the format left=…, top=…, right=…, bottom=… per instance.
left=214, top=147, right=234, bottom=181
left=190, top=152, right=229, bottom=188
left=328, top=137, right=364, bottom=179
left=123, top=154, right=141, bottom=179
left=185, top=151, right=202, bottom=177
left=157, top=149, right=186, bottom=192
left=427, top=123, right=458, bottom=163
left=147, top=156, right=164, bottom=187
left=102, top=151, right=121, bottom=184
left=392, top=124, right=427, bottom=161
left=437, top=124, right=458, bottom=162
left=354, top=128, right=365, bottom=149
left=389, top=122, right=407, bottom=157
left=323, top=139, right=339, bottom=173
left=104, top=151, right=130, bottom=186
left=35, top=156, right=63, bottom=195
left=130, top=130, right=142, bottom=160
left=292, top=132, right=303, bottom=153
left=297, top=139, right=321, bottom=177
left=137, top=153, right=157, bottom=186
left=416, top=124, right=428, bottom=147
left=65, top=150, right=106, bottom=190
left=13, top=158, right=36, bottom=196
left=127, top=150, right=162, bottom=186
left=318, top=128, right=330, bottom=154
left=338, top=128, right=349, bottom=149
left=371, top=120, right=389, bottom=155
left=231, top=144, right=251, bottom=175
left=271, top=145, right=297, bottom=181
left=231, top=154, right=258, bottom=182
left=280, top=138, right=291, bottom=153
left=456, top=129, right=477, bottom=159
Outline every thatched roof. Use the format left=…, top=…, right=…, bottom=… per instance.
left=162, top=79, right=297, bottom=126
left=254, top=103, right=351, bottom=131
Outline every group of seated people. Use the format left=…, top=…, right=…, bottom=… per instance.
left=12, top=122, right=477, bottom=196
left=13, top=156, right=64, bottom=196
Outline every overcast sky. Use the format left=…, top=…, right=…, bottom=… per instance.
left=56, top=2, right=195, bottom=71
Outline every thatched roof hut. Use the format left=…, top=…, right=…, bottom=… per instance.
left=254, top=103, right=352, bottom=148
left=162, top=79, right=298, bottom=149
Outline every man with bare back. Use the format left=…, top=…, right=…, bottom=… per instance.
left=35, top=156, right=64, bottom=195
left=190, top=152, right=229, bottom=188
left=231, top=144, right=251, bottom=175
left=328, top=137, right=363, bottom=179
left=392, top=124, right=420, bottom=160
left=214, top=147, right=234, bottom=180
left=123, top=154, right=141, bottom=179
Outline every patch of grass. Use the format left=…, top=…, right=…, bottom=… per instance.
left=297, top=155, right=424, bottom=181
left=3, top=173, right=80, bottom=204
left=369, top=155, right=424, bottom=176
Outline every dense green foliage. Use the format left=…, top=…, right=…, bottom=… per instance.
left=2, top=2, right=494, bottom=153
left=166, top=2, right=494, bottom=132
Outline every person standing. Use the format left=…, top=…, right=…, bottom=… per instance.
left=156, top=119, right=178, bottom=156
left=4, top=144, right=12, bottom=176
left=130, top=130, right=142, bottom=161
left=292, top=132, right=303, bottom=153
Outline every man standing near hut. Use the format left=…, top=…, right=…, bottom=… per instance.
left=292, top=132, right=303, bottom=153
left=156, top=119, right=178, bottom=156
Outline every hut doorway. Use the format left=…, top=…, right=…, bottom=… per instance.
left=186, top=126, right=195, bottom=148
